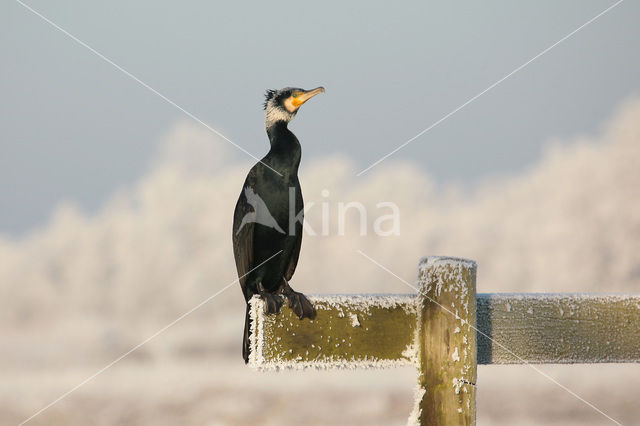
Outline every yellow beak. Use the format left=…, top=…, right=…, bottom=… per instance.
left=291, top=87, right=325, bottom=107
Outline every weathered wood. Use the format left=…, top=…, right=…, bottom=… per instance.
left=248, top=253, right=640, bottom=426
left=413, top=257, right=477, bottom=426
left=476, top=293, right=640, bottom=364
left=248, top=294, right=418, bottom=369
left=250, top=294, right=640, bottom=368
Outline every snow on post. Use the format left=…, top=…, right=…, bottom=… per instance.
left=411, top=256, right=477, bottom=426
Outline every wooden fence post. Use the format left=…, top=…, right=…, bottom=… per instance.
left=413, top=256, right=477, bottom=426
left=249, top=257, right=639, bottom=424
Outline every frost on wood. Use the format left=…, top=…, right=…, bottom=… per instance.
left=349, top=313, right=360, bottom=327
left=248, top=294, right=418, bottom=371
left=414, top=256, right=477, bottom=426
left=249, top=289, right=640, bottom=371
left=476, top=293, right=640, bottom=364
left=407, top=385, right=426, bottom=426
left=245, top=251, right=640, bottom=426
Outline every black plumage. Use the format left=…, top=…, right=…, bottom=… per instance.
left=233, top=86, right=324, bottom=363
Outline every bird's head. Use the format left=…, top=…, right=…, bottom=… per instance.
left=264, top=86, right=325, bottom=128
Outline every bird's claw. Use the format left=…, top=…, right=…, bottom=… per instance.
left=260, top=292, right=284, bottom=315
left=286, top=291, right=316, bottom=320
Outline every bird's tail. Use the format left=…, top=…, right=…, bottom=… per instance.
left=242, top=304, right=251, bottom=364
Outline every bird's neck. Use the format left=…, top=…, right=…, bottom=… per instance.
left=266, top=121, right=301, bottom=173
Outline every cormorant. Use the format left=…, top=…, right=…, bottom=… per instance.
left=233, top=86, right=324, bottom=363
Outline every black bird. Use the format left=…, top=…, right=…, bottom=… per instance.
left=233, top=86, right=324, bottom=363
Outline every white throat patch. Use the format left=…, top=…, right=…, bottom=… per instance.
left=265, top=100, right=295, bottom=129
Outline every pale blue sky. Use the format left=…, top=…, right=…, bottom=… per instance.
left=1, top=0, right=638, bottom=235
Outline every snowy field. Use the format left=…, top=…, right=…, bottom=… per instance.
left=1, top=99, right=639, bottom=425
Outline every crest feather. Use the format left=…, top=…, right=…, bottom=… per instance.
left=263, top=89, right=277, bottom=110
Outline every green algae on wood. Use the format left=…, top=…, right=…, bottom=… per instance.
left=248, top=294, right=419, bottom=370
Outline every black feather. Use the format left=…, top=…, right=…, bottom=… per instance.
left=263, top=89, right=277, bottom=110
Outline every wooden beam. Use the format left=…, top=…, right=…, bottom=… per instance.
left=476, top=293, right=640, bottom=364
left=249, top=293, right=640, bottom=368
left=248, top=294, right=418, bottom=369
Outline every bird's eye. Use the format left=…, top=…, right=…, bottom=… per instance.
left=292, top=93, right=298, bottom=98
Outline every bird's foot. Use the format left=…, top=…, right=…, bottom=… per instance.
left=284, top=290, right=316, bottom=320
left=260, top=292, right=284, bottom=315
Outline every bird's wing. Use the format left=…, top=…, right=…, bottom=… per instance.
left=285, top=187, right=303, bottom=281
left=233, top=171, right=257, bottom=300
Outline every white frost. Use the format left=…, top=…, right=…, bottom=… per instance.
left=452, top=377, right=465, bottom=394
left=407, top=385, right=425, bottom=426
left=350, top=313, right=360, bottom=327
left=452, top=347, right=460, bottom=362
